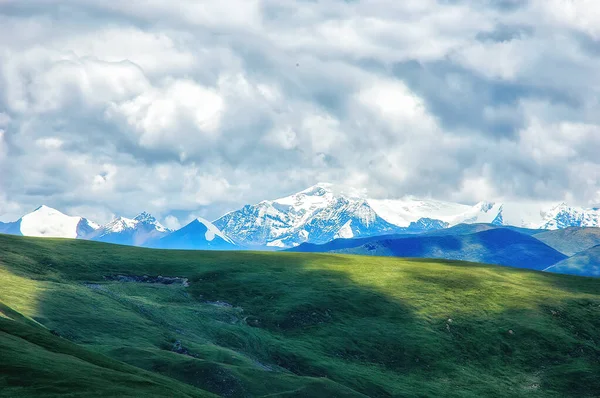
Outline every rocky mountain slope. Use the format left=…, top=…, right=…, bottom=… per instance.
left=86, top=211, right=171, bottom=247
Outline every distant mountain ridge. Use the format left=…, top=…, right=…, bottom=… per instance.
left=3, top=184, right=600, bottom=251
left=86, top=211, right=171, bottom=247
left=215, top=183, right=600, bottom=248
left=0, top=206, right=234, bottom=251
left=329, top=229, right=568, bottom=271
left=214, top=184, right=403, bottom=248
left=288, top=223, right=544, bottom=254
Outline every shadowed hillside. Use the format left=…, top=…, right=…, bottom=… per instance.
left=328, top=229, right=566, bottom=270
left=545, top=245, right=600, bottom=277
left=0, top=301, right=215, bottom=397
left=1, top=233, right=599, bottom=397
left=290, top=224, right=544, bottom=255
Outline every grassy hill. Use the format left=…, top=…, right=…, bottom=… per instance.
left=545, top=245, right=600, bottom=277
left=330, top=229, right=567, bottom=271
left=534, top=227, right=600, bottom=256
left=0, top=302, right=215, bottom=397
left=1, top=233, right=599, bottom=397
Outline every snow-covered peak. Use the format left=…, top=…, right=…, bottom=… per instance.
left=270, top=183, right=368, bottom=225
left=368, top=197, right=472, bottom=227
left=300, top=182, right=334, bottom=192
left=34, top=205, right=55, bottom=212
left=214, top=183, right=600, bottom=248
left=134, top=211, right=156, bottom=223
left=19, top=205, right=99, bottom=239
left=86, top=212, right=171, bottom=247
left=474, top=201, right=496, bottom=212
left=296, top=182, right=367, bottom=199
left=196, top=217, right=233, bottom=243
left=214, top=183, right=399, bottom=247
left=100, top=212, right=170, bottom=234
left=104, top=216, right=137, bottom=233
left=134, top=211, right=168, bottom=232
left=274, top=185, right=336, bottom=211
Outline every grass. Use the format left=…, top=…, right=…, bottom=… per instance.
left=0, top=233, right=599, bottom=397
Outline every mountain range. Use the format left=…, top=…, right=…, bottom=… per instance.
left=214, top=183, right=600, bottom=247
left=0, top=206, right=230, bottom=251
left=86, top=211, right=171, bottom=247
left=2, top=183, right=600, bottom=267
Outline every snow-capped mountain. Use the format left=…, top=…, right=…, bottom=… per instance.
left=0, top=205, right=99, bottom=239
left=88, top=211, right=171, bottom=246
left=367, top=197, right=472, bottom=227
left=3, top=184, right=600, bottom=250
left=214, top=183, right=405, bottom=248
left=156, top=217, right=237, bottom=250
left=214, top=183, right=600, bottom=248
left=367, top=194, right=600, bottom=232
left=443, top=202, right=600, bottom=230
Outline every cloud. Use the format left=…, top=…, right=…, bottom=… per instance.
left=106, top=78, right=224, bottom=158
left=163, top=215, right=181, bottom=231
left=1, top=0, right=600, bottom=225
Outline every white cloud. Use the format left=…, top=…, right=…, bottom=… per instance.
left=0, top=112, right=10, bottom=126
left=356, top=78, right=438, bottom=131
left=0, top=192, right=22, bottom=222
left=531, top=0, right=600, bottom=38
left=35, top=137, right=64, bottom=150
left=59, top=27, right=196, bottom=75
left=163, top=215, right=181, bottom=230
left=1, top=50, right=150, bottom=113
left=262, top=126, right=298, bottom=150
left=107, top=78, right=224, bottom=155
left=1, top=0, right=600, bottom=223
left=269, top=0, right=494, bottom=63
left=0, top=129, right=7, bottom=159
left=452, top=38, right=535, bottom=81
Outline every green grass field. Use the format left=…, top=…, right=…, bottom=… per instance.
left=1, top=233, right=599, bottom=397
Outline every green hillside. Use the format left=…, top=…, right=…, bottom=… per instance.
left=1, top=233, right=599, bottom=397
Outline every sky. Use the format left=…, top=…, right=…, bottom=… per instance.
left=1, top=0, right=600, bottom=228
